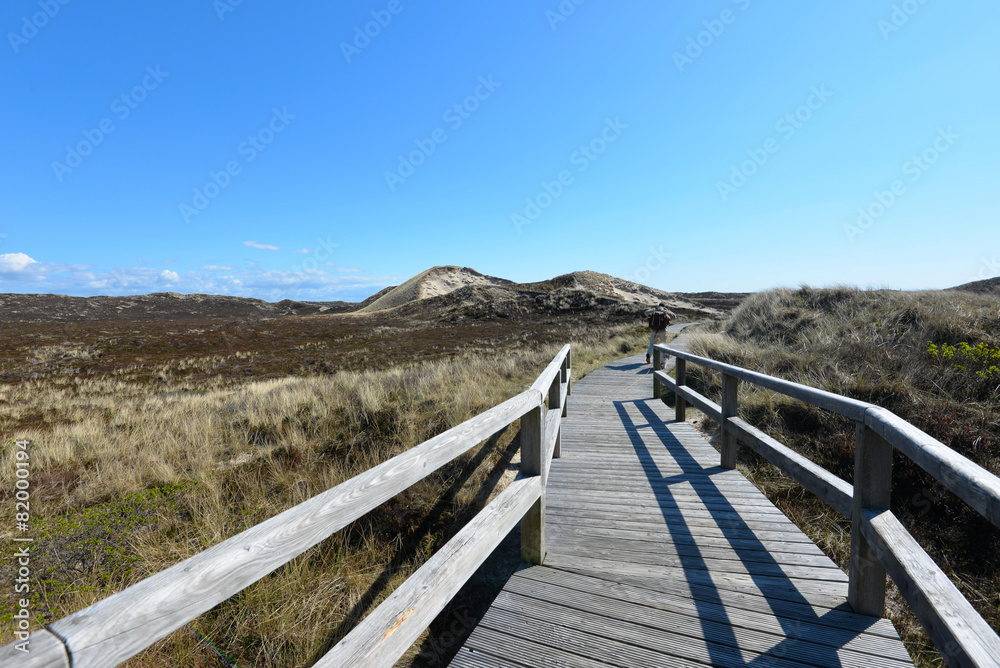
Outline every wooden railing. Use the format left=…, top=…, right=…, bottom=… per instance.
left=0, top=346, right=572, bottom=668
left=652, top=344, right=1000, bottom=668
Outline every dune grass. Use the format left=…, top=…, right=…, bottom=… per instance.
left=0, top=319, right=650, bottom=666
left=681, top=286, right=1000, bottom=666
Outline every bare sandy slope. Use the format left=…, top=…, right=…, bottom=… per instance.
left=356, top=266, right=512, bottom=313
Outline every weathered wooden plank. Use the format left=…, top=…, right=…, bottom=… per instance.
left=862, top=508, right=1000, bottom=668
left=544, top=553, right=851, bottom=601
left=545, top=521, right=827, bottom=555
left=315, top=476, right=541, bottom=667
left=491, top=588, right=912, bottom=667
left=513, top=566, right=904, bottom=641
left=674, top=357, right=688, bottom=421
left=519, top=405, right=546, bottom=565
left=47, top=388, right=543, bottom=668
left=727, top=416, right=853, bottom=517
left=0, top=629, right=69, bottom=667
left=657, top=345, right=871, bottom=420
left=865, top=405, right=1000, bottom=529
left=529, top=344, right=571, bottom=398
left=850, top=423, right=892, bottom=617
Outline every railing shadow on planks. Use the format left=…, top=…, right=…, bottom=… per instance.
left=651, top=344, right=1000, bottom=668
left=0, top=346, right=572, bottom=668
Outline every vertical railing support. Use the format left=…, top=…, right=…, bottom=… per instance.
left=566, top=348, right=572, bottom=397
left=849, top=421, right=892, bottom=616
left=520, top=404, right=546, bottom=565
left=675, top=358, right=687, bottom=422
left=548, top=373, right=562, bottom=459
left=653, top=349, right=663, bottom=399
left=720, top=373, right=739, bottom=469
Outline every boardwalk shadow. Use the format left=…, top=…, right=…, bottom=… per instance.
left=611, top=398, right=874, bottom=667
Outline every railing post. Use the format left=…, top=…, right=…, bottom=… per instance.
left=559, top=355, right=569, bottom=418
left=849, top=421, right=892, bottom=616
left=520, top=403, right=546, bottom=565
left=566, top=348, right=572, bottom=396
left=675, top=358, right=687, bottom=422
left=653, top=349, right=662, bottom=399
left=720, top=373, right=739, bottom=469
left=548, top=373, right=562, bottom=459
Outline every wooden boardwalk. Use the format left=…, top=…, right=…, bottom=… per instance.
left=449, top=346, right=914, bottom=667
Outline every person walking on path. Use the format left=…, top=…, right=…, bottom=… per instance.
left=644, top=303, right=675, bottom=365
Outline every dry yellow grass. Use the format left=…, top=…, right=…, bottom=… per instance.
left=0, top=323, right=649, bottom=666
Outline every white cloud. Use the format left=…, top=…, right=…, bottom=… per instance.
left=0, top=252, right=398, bottom=301
left=243, top=241, right=280, bottom=251
left=294, top=248, right=311, bottom=254
left=0, top=252, right=38, bottom=273
left=0, top=252, right=88, bottom=281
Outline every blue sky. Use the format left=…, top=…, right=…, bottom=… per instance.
left=2, top=1, right=998, bottom=300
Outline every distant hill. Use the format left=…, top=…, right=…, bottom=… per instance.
left=949, top=277, right=1000, bottom=295
left=357, top=266, right=512, bottom=313
left=0, top=267, right=748, bottom=324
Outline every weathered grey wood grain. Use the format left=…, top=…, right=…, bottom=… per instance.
left=675, top=357, right=687, bottom=421
left=850, top=423, right=892, bottom=617
left=529, top=344, right=571, bottom=397
left=0, top=628, right=69, bottom=667
left=45, top=387, right=544, bottom=668
left=657, top=344, right=871, bottom=420
left=865, top=406, right=1000, bottom=529
left=314, top=476, right=541, bottom=668
left=720, top=372, right=739, bottom=469
left=862, top=508, right=1000, bottom=668
left=727, top=416, right=853, bottom=517
left=520, top=404, right=546, bottom=565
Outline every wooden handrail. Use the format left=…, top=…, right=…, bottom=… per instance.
left=654, top=342, right=1000, bottom=667
left=1, top=346, right=573, bottom=668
